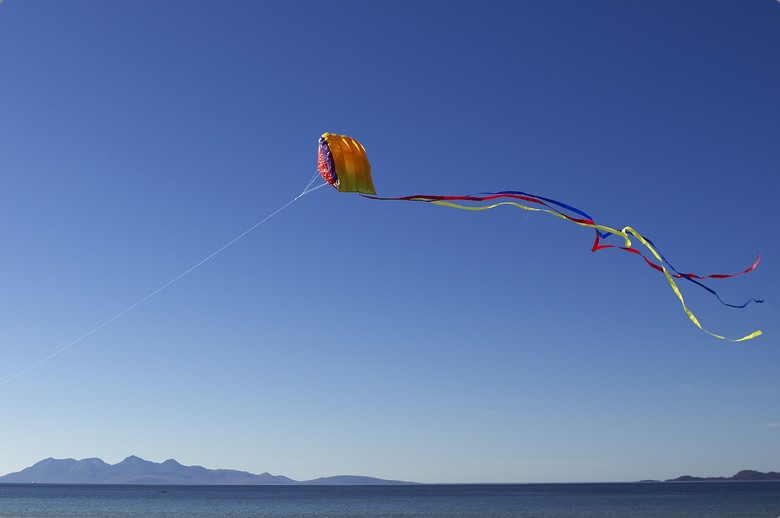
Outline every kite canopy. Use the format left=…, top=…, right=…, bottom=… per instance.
left=318, top=133, right=376, bottom=195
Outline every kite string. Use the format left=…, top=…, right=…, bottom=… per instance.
left=0, top=179, right=323, bottom=388
left=300, top=180, right=328, bottom=196
left=300, top=170, right=324, bottom=195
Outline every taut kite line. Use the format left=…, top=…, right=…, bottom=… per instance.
left=317, top=132, right=762, bottom=342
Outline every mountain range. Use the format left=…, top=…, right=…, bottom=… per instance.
left=0, top=456, right=416, bottom=485
left=666, top=470, right=780, bottom=482
left=3, top=457, right=777, bottom=485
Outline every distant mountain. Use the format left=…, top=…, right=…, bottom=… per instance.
left=667, top=470, right=780, bottom=482
left=0, top=456, right=416, bottom=485
left=303, top=475, right=413, bottom=485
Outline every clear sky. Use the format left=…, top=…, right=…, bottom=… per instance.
left=1, top=0, right=778, bottom=484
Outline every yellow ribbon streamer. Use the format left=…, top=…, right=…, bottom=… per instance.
left=428, top=200, right=762, bottom=342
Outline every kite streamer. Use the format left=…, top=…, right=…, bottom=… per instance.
left=370, top=192, right=762, bottom=309
left=317, top=133, right=763, bottom=342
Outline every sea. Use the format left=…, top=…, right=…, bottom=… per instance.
left=1, top=482, right=779, bottom=517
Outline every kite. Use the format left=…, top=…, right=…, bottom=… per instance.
left=317, top=133, right=763, bottom=342
left=318, top=133, right=376, bottom=195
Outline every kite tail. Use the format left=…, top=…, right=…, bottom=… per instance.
left=368, top=192, right=761, bottom=307
left=363, top=193, right=762, bottom=342
left=591, top=233, right=763, bottom=309
left=622, top=227, right=762, bottom=342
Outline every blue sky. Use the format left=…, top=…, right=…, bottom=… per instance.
left=0, top=0, right=778, bottom=483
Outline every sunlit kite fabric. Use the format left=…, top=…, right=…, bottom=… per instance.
left=318, top=134, right=763, bottom=342
left=318, top=133, right=376, bottom=195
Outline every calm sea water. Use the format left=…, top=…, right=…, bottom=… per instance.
left=1, top=482, right=779, bottom=517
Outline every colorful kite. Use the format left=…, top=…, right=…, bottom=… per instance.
left=317, top=133, right=763, bottom=342
left=318, top=133, right=375, bottom=195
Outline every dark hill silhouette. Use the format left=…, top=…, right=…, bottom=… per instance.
left=667, top=470, right=780, bottom=482
left=0, top=456, right=416, bottom=485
